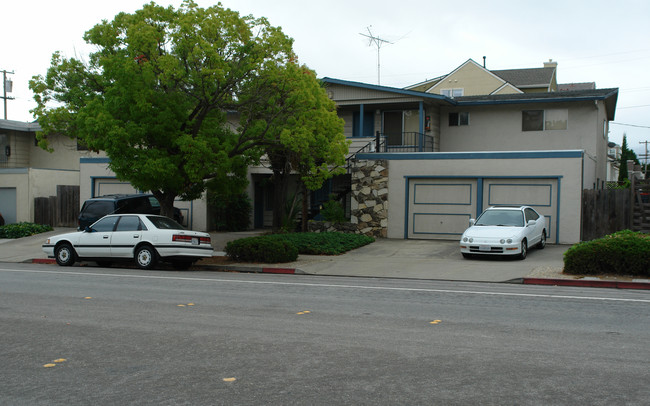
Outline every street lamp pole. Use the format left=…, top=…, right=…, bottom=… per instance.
left=1, top=70, right=15, bottom=120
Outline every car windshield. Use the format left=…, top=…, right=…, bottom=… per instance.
left=475, top=210, right=524, bottom=227
left=147, top=215, right=184, bottom=230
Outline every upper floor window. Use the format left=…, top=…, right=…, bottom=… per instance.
left=522, top=109, right=567, bottom=131
left=449, top=112, right=469, bottom=126
left=441, top=88, right=464, bottom=98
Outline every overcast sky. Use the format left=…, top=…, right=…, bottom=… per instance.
left=2, top=0, right=649, bottom=157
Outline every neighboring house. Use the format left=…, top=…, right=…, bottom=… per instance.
left=0, top=119, right=89, bottom=225
left=607, top=142, right=621, bottom=182
left=321, top=59, right=618, bottom=243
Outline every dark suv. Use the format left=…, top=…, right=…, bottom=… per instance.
left=78, top=194, right=183, bottom=230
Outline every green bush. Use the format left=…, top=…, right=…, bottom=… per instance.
left=211, top=193, right=251, bottom=231
left=563, top=230, right=650, bottom=277
left=268, top=232, right=374, bottom=255
left=225, top=232, right=375, bottom=262
left=320, top=195, right=346, bottom=223
left=0, top=222, right=54, bottom=239
left=225, top=236, right=298, bottom=263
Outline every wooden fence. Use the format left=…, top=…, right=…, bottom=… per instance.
left=582, top=178, right=650, bottom=241
left=34, top=185, right=80, bottom=227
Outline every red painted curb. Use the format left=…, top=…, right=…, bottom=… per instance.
left=261, top=268, right=296, bottom=274
left=523, top=278, right=650, bottom=290
left=32, top=258, right=56, bottom=264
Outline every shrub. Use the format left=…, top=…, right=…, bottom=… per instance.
left=211, top=193, right=251, bottom=231
left=563, top=230, right=650, bottom=277
left=269, top=232, right=374, bottom=255
left=0, top=223, right=54, bottom=239
left=225, top=235, right=298, bottom=263
left=225, top=232, right=375, bottom=262
left=320, top=195, right=346, bottom=223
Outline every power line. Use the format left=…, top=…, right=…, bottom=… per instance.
left=611, top=122, right=650, bottom=129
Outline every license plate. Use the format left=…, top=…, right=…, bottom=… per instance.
left=479, top=245, right=491, bottom=252
left=192, top=238, right=199, bottom=245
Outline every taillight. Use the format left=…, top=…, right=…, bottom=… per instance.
left=172, top=235, right=193, bottom=242
left=200, top=236, right=211, bottom=244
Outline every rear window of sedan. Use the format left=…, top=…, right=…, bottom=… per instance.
left=147, top=216, right=184, bottom=230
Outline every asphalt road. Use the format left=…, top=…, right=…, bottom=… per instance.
left=2, top=264, right=649, bottom=405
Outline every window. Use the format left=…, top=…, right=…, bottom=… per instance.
left=522, top=109, right=567, bottom=131
left=0, top=134, right=7, bottom=163
left=115, top=216, right=143, bottom=232
left=524, top=208, right=540, bottom=222
left=91, top=216, right=119, bottom=232
left=449, top=112, right=469, bottom=126
left=441, top=88, right=464, bottom=98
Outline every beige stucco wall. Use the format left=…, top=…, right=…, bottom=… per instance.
left=382, top=154, right=584, bottom=244
left=429, top=61, right=505, bottom=96
left=439, top=101, right=605, bottom=188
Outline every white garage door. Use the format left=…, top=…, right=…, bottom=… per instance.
left=407, top=177, right=558, bottom=241
left=483, top=178, right=557, bottom=242
left=407, top=179, right=477, bottom=239
left=0, top=187, right=17, bottom=224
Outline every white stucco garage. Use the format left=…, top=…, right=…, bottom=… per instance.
left=357, top=150, right=584, bottom=244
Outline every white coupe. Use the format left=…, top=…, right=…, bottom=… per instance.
left=43, top=214, right=214, bottom=269
left=459, top=206, right=547, bottom=260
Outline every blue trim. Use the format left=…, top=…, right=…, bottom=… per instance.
left=556, top=178, right=561, bottom=244
left=358, top=150, right=584, bottom=160
left=322, top=77, right=450, bottom=102
left=81, top=157, right=111, bottom=164
left=403, top=180, right=409, bottom=239
left=0, top=168, right=28, bottom=174
left=476, top=178, right=484, bottom=218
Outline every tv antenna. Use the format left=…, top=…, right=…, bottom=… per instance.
left=360, top=26, right=392, bottom=85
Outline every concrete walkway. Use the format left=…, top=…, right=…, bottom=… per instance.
left=1, top=229, right=648, bottom=289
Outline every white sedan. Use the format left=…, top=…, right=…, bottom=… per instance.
left=43, top=214, right=214, bottom=269
left=459, top=206, right=547, bottom=260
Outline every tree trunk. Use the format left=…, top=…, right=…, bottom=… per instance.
left=271, top=169, right=289, bottom=232
left=152, top=191, right=177, bottom=220
left=301, top=182, right=309, bottom=232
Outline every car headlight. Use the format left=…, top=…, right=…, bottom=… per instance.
left=463, top=237, right=468, bottom=242
left=507, top=238, right=512, bottom=244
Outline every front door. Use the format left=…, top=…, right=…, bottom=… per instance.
left=383, top=111, right=403, bottom=146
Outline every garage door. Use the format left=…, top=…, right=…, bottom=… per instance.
left=483, top=178, right=557, bottom=242
left=0, top=187, right=17, bottom=224
left=407, top=177, right=558, bottom=241
left=407, top=179, right=477, bottom=239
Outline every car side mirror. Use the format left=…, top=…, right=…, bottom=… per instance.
left=527, top=220, right=536, bottom=227
left=84, top=226, right=92, bottom=233
left=469, top=219, right=475, bottom=226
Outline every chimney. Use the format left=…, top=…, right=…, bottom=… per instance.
left=544, top=59, right=557, bottom=68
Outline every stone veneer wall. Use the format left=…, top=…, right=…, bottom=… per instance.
left=309, top=159, right=388, bottom=238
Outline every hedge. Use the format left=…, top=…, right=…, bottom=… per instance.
left=0, top=223, right=54, bottom=239
left=225, top=232, right=375, bottom=263
left=563, top=230, right=650, bottom=277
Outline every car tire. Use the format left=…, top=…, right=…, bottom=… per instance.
left=518, top=240, right=527, bottom=260
left=537, top=231, right=547, bottom=249
left=55, top=243, right=76, bottom=267
left=135, top=245, right=158, bottom=270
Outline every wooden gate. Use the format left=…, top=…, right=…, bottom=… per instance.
left=631, top=178, right=650, bottom=233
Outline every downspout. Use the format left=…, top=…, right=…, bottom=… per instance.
left=359, top=104, right=364, bottom=137
left=418, top=101, right=424, bottom=152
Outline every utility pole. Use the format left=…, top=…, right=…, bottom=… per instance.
left=1, top=70, right=15, bottom=120
left=640, top=140, right=649, bottom=177
left=360, top=27, right=391, bottom=85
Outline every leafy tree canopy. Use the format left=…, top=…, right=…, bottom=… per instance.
left=30, top=0, right=308, bottom=216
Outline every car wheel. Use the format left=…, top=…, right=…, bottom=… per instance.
left=96, top=261, right=112, bottom=268
left=518, top=240, right=528, bottom=260
left=135, top=245, right=158, bottom=270
left=55, top=243, right=76, bottom=267
left=537, top=231, right=547, bottom=249
left=172, top=261, right=193, bottom=270
left=462, top=253, right=473, bottom=259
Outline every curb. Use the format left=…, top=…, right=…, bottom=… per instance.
left=193, top=264, right=304, bottom=275
left=523, top=277, right=650, bottom=290
left=31, top=258, right=56, bottom=264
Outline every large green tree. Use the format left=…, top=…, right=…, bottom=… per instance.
left=30, top=1, right=306, bottom=219
left=237, top=62, right=347, bottom=230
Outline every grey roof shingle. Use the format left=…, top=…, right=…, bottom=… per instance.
left=491, top=67, right=556, bottom=87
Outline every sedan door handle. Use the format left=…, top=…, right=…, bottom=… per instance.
left=133, top=235, right=140, bottom=238
left=103, top=235, right=109, bottom=239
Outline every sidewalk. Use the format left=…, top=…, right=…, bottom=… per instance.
left=1, top=229, right=649, bottom=289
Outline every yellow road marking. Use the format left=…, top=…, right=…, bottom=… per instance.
left=223, top=377, right=236, bottom=382
left=429, top=320, right=442, bottom=324
left=43, top=364, right=56, bottom=368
